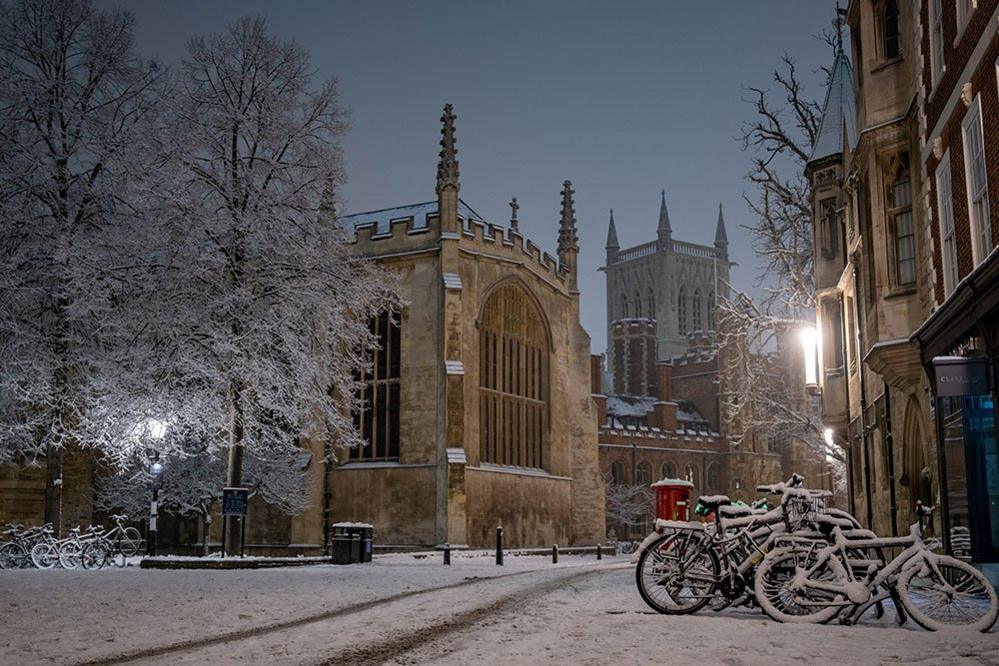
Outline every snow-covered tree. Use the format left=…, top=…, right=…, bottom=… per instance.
left=723, top=34, right=847, bottom=494
left=138, top=17, right=395, bottom=515
left=96, top=430, right=310, bottom=554
left=604, top=478, right=654, bottom=534
left=0, top=0, right=161, bottom=466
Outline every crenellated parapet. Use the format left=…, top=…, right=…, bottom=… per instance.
left=344, top=200, right=571, bottom=292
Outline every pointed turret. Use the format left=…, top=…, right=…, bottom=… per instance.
left=436, top=103, right=460, bottom=234
left=605, top=209, right=620, bottom=264
left=558, top=180, right=579, bottom=292
left=714, top=203, right=729, bottom=259
left=808, top=36, right=856, bottom=166
left=656, top=190, right=672, bottom=251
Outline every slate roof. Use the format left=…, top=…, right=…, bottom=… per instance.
left=342, top=198, right=485, bottom=235
left=809, top=46, right=857, bottom=164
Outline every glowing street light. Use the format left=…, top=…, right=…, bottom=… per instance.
left=800, top=326, right=819, bottom=390
left=146, top=419, right=167, bottom=557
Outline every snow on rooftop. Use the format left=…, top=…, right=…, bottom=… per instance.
left=342, top=199, right=484, bottom=235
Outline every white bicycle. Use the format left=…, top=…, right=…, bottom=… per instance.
left=755, top=504, right=998, bottom=632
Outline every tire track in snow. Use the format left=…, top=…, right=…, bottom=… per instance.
left=316, top=567, right=619, bottom=666
left=72, top=568, right=547, bottom=666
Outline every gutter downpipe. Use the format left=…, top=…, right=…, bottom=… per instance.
left=883, top=381, right=899, bottom=537
left=853, top=263, right=875, bottom=530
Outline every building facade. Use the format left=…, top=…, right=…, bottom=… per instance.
left=809, top=0, right=999, bottom=569
left=332, top=105, right=605, bottom=549
left=810, top=1, right=937, bottom=540
left=912, top=0, right=999, bottom=565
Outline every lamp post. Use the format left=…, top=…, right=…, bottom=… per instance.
left=147, top=420, right=166, bottom=557
left=800, top=325, right=820, bottom=393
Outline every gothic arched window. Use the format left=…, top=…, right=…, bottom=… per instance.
left=351, top=311, right=402, bottom=460
left=693, top=290, right=702, bottom=331
left=648, top=289, right=656, bottom=322
left=621, top=294, right=629, bottom=320
left=660, top=461, right=677, bottom=481
left=888, top=157, right=915, bottom=286
left=635, top=291, right=642, bottom=318
left=480, top=283, right=549, bottom=469
left=883, top=0, right=901, bottom=60
left=707, top=291, right=715, bottom=330
left=636, top=461, right=652, bottom=486
left=677, top=287, right=687, bottom=334
left=684, top=465, right=696, bottom=487
left=706, top=463, right=720, bottom=491
left=611, top=460, right=625, bottom=485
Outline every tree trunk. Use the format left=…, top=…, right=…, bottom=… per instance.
left=224, top=377, right=244, bottom=554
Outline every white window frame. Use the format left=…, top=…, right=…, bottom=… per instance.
left=930, top=0, right=944, bottom=86
left=955, top=0, right=974, bottom=43
left=935, top=152, right=959, bottom=297
left=962, top=95, right=992, bottom=266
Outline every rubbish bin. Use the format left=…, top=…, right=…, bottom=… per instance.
left=331, top=522, right=373, bottom=564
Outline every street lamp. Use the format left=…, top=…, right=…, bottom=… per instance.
left=800, top=326, right=819, bottom=391
left=147, top=420, right=166, bottom=557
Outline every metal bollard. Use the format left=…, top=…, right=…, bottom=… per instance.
left=597, top=543, right=603, bottom=560
left=443, top=542, right=451, bottom=566
left=552, top=543, right=559, bottom=564
left=496, top=525, right=504, bottom=566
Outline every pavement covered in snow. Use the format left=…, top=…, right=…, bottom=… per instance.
left=1, top=552, right=997, bottom=665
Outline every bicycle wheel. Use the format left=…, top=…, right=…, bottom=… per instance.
left=30, top=542, right=58, bottom=569
left=0, top=542, right=25, bottom=569
left=59, top=541, right=83, bottom=569
left=754, top=547, right=847, bottom=625
left=898, top=555, right=999, bottom=632
left=118, top=527, right=142, bottom=557
left=636, top=531, right=720, bottom=615
left=82, top=541, right=110, bottom=570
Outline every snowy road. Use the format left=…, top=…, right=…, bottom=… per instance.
left=2, top=553, right=999, bottom=665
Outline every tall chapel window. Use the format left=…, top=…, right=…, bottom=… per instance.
left=707, top=292, right=715, bottom=330
left=888, top=158, right=915, bottom=287
left=621, top=294, right=629, bottom=320
left=693, top=290, right=702, bottom=331
left=677, top=287, right=687, bottom=334
left=351, top=311, right=401, bottom=460
left=882, top=0, right=901, bottom=60
left=648, top=289, right=656, bottom=321
left=635, top=291, right=642, bottom=318
left=480, top=283, right=549, bottom=469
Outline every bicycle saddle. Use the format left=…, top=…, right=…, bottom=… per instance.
left=718, top=503, right=752, bottom=518
left=697, top=494, right=732, bottom=512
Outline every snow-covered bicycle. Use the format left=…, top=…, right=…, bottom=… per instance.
left=755, top=503, right=999, bottom=632
left=635, top=475, right=845, bottom=615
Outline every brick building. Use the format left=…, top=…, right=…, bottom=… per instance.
left=912, top=0, right=999, bottom=565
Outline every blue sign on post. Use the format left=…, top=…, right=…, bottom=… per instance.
left=222, top=487, right=249, bottom=516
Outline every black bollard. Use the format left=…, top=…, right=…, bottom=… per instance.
left=597, top=543, right=603, bottom=560
left=552, top=543, right=559, bottom=564
left=496, top=525, right=504, bottom=566
left=443, top=542, right=451, bottom=566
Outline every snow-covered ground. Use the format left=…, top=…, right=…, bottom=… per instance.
left=1, top=553, right=997, bottom=665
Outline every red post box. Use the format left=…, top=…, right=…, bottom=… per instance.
left=651, top=478, right=694, bottom=522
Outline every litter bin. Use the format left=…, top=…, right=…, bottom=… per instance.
left=331, top=522, right=373, bottom=564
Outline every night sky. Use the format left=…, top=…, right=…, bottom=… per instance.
left=100, top=0, right=838, bottom=354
